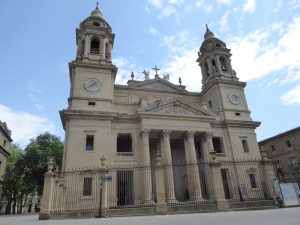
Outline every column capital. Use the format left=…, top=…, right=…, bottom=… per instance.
left=140, top=129, right=150, bottom=138
left=202, top=131, right=213, bottom=141
left=185, top=130, right=195, bottom=139
left=161, top=130, right=171, bottom=139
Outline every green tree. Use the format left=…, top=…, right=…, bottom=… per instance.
left=22, top=132, right=64, bottom=195
left=1, top=144, right=26, bottom=214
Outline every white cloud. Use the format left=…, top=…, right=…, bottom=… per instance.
left=158, top=5, right=177, bottom=19
left=35, top=103, right=45, bottom=111
left=243, top=0, right=256, bottom=14
left=228, top=16, right=300, bottom=83
left=113, top=57, right=145, bottom=84
left=280, top=84, right=300, bottom=105
left=149, top=26, right=159, bottom=36
left=0, top=104, right=55, bottom=147
left=196, top=1, right=213, bottom=13
left=164, top=48, right=201, bottom=92
left=217, top=0, right=234, bottom=6
left=219, top=10, right=230, bottom=31
left=148, top=0, right=164, bottom=8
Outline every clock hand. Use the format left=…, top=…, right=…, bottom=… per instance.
left=88, top=82, right=97, bottom=88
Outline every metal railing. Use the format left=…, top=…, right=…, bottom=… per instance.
left=48, top=160, right=273, bottom=214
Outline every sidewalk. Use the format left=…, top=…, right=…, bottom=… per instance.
left=0, top=207, right=299, bottom=225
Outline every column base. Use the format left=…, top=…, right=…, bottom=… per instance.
left=216, top=199, right=229, bottom=210
left=155, top=203, right=168, bottom=214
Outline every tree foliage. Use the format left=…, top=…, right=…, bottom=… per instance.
left=1, top=132, right=64, bottom=214
left=22, top=132, right=64, bottom=195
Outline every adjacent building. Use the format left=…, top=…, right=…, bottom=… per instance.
left=40, top=5, right=276, bottom=219
left=259, top=126, right=300, bottom=183
left=0, top=121, right=12, bottom=200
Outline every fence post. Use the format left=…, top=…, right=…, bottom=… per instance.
left=210, top=157, right=229, bottom=210
left=155, top=152, right=168, bottom=214
left=263, top=158, right=277, bottom=200
left=39, top=160, right=56, bottom=220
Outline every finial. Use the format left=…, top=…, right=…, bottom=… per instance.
left=206, top=24, right=209, bottom=31
left=179, top=77, right=182, bottom=86
left=152, top=65, right=160, bottom=78
left=96, top=2, right=99, bottom=9
left=131, top=71, right=135, bottom=80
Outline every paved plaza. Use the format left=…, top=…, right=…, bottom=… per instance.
left=0, top=208, right=300, bottom=225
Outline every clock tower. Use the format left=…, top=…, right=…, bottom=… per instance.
left=60, top=5, right=118, bottom=170
left=196, top=26, right=252, bottom=122
left=68, top=4, right=117, bottom=111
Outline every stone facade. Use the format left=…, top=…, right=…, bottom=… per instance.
left=0, top=121, right=12, bottom=210
left=40, top=6, right=276, bottom=219
left=259, top=126, right=300, bottom=182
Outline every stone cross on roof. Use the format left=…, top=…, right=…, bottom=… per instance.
left=152, top=65, right=160, bottom=78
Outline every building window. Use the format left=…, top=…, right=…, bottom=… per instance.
left=219, top=56, right=227, bottom=71
left=0, top=161, right=2, bottom=170
left=90, top=37, right=100, bottom=54
left=3, top=140, right=6, bottom=147
left=271, top=145, right=275, bottom=152
left=85, top=135, right=94, bottom=151
left=117, top=134, right=132, bottom=155
left=83, top=177, right=93, bottom=196
left=248, top=173, right=257, bottom=188
left=93, top=21, right=100, bottom=26
left=212, top=137, right=223, bottom=153
left=208, top=100, right=212, bottom=109
left=242, top=139, right=249, bottom=153
left=88, top=101, right=96, bottom=106
left=286, top=140, right=292, bottom=148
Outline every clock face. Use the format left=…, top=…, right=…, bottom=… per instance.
left=228, top=93, right=240, bottom=105
left=84, top=78, right=101, bottom=92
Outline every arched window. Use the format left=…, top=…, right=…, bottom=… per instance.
left=219, top=56, right=227, bottom=71
left=212, top=59, right=217, bottom=72
left=93, top=21, right=100, bottom=27
left=90, top=37, right=100, bottom=54
left=204, top=61, right=210, bottom=77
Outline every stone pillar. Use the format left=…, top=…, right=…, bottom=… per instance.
left=206, top=132, right=215, bottom=153
left=263, top=159, right=277, bottom=200
left=84, top=35, right=90, bottom=57
left=154, top=152, right=167, bottom=214
left=210, top=161, right=229, bottom=210
left=39, top=160, right=55, bottom=220
left=184, top=131, right=203, bottom=200
left=141, top=129, right=153, bottom=203
left=160, top=130, right=176, bottom=202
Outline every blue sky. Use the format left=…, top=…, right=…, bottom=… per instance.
left=0, top=0, right=300, bottom=147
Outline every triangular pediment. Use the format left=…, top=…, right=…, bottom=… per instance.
left=138, top=99, right=216, bottom=118
left=132, top=78, right=187, bottom=93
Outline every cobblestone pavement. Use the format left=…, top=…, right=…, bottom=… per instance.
left=0, top=208, right=299, bottom=225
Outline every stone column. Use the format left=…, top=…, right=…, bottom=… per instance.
left=154, top=152, right=167, bottom=214
left=141, top=129, right=152, bottom=203
left=263, top=159, right=277, bottom=200
left=160, top=130, right=176, bottom=202
left=84, top=35, right=90, bottom=57
left=210, top=161, right=229, bottom=210
left=184, top=131, right=203, bottom=200
left=39, top=160, right=55, bottom=220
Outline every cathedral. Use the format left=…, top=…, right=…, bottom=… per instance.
left=40, top=5, right=276, bottom=219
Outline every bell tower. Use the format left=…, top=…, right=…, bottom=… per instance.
left=196, top=26, right=255, bottom=123
left=67, top=4, right=118, bottom=111
left=197, top=25, right=238, bottom=89
left=76, top=3, right=114, bottom=64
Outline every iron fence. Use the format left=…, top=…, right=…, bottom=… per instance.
left=48, top=160, right=273, bottom=214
